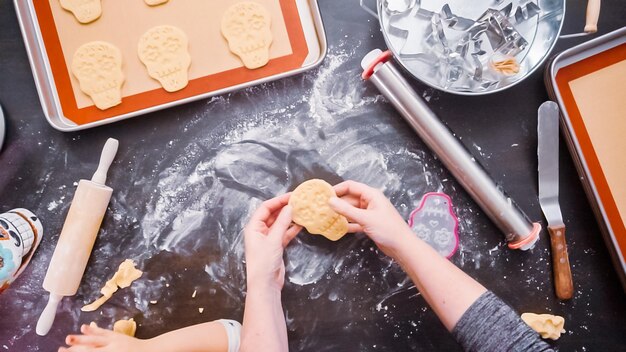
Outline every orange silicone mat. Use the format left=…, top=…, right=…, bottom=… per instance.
left=34, top=0, right=309, bottom=125
left=555, top=43, right=626, bottom=262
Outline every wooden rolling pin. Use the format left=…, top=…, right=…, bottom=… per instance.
left=36, top=138, right=118, bottom=336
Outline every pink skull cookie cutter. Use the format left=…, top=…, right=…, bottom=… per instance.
left=408, top=193, right=459, bottom=258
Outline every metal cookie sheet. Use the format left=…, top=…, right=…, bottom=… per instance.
left=15, top=0, right=327, bottom=131
left=545, top=27, right=626, bottom=291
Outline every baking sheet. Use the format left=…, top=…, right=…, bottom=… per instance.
left=32, top=0, right=311, bottom=125
left=551, top=33, right=626, bottom=283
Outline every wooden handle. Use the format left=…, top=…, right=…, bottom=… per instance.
left=584, top=0, right=601, bottom=33
left=91, top=138, right=119, bottom=185
left=548, top=225, right=574, bottom=300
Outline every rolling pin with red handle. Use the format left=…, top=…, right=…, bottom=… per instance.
left=36, top=138, right=118, bottom=336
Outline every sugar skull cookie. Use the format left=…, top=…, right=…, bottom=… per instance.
left=221, top=2, right=273, bottom=69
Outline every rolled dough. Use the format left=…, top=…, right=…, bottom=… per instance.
left=81, top=259, right=142, bottom=312
left=289, top=179, right=348, bottom=241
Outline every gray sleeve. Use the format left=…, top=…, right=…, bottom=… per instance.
left=451, top=291, right=556, bottom=352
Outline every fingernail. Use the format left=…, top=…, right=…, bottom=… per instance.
left=329, top=197, right=339, bottom=206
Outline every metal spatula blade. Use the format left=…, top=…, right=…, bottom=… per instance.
left=538, top=101, right=564, bottom=227
left=0, top=103, right=5, bottom=151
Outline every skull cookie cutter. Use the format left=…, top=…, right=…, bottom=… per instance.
left=408, top=192, right=459, bottom=258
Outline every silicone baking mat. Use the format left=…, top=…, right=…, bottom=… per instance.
left=555, top=43, right=626, bottom=262
left=33, top=0, right=309, bottom=125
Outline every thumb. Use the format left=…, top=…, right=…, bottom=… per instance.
left=329, top=197, right=367, bottom=224
left=268, top=205, right=293, bottom=241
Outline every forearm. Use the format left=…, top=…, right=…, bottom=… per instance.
left=395, top=230, right=487, bottom=331
left=453, top=291, right=554, bottom=351
left=143, top=321, right=229, bottom=352
left=240, top=285, right=288, bottom=352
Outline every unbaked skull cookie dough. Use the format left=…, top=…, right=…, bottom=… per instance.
left=144, top=0, right=169, bottom=6
left=59, top=0, right=102, bottom=24
left=221, top=2, right=273, bottom=69
left=71, top=41, right=125, bottom=110
left=138, top=25, right=191, bottom=92
left=289, top=179, right=349, bottom=241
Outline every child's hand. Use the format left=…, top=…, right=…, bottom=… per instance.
left=244, top=193, right=301, bottom=291
left=59, top=324, right=145, bottom=352
left=329, top=180, right=413, bottom=261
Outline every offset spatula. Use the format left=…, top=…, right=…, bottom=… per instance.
left=538, top=101, right=574, bottom=300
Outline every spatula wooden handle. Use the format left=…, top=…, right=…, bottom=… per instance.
left=548, top=225, right=574, bottom=300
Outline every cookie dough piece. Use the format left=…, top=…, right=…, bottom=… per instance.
left=521, top=313, right=565, bottom=340
left=490, top=56, right=520, bottom=76
left=59, top=0, right=102, bottom=24
left=89, top=319, right=137, bottom=337
left=113, top=318, right=137, bottom=337
left=221, top=2, right=273, bottom=69
left=81, top=259, right=142, bottom=312
left=138, top=25, right=191, bottom=92
left=289, top=179, right=348, bottom=241
left=144, top=0, right=169, bottom=6
left=71, top=41, right=125, bottom=110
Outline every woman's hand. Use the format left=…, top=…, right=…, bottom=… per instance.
left=329, top=180, right=413, bottom=261
left=59, top=324, right=144, bottom=352
left=243, top=193, right=301, bottom=291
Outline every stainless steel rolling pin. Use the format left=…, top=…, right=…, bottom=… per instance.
left=361, top=49, right=540, bottom=250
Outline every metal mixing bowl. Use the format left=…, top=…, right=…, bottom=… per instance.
left=363, top=0, right=565, bottom=95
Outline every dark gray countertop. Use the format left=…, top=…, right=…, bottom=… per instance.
left=1, top=1, right=625, bottom=351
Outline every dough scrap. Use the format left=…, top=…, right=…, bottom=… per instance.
left=221, top=2, right=273, bottom=69
left=490, top=57, right=520, bottom=76
left=521, top=313, right=565, bottom=340
left=289, top=179, right=348, bottom=241
left=81, top=259, right=142, bottom=312
left=71, top=41, right=125, bottom=110
left=59, top=0, right=102, bottom=24
left=144, top=0, right=169, bottom=6
left=89, top=319, right=137, bottom=337
left=138, top=25, right=191, bottom=92
left=113, top=318, right=137, bottom=337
